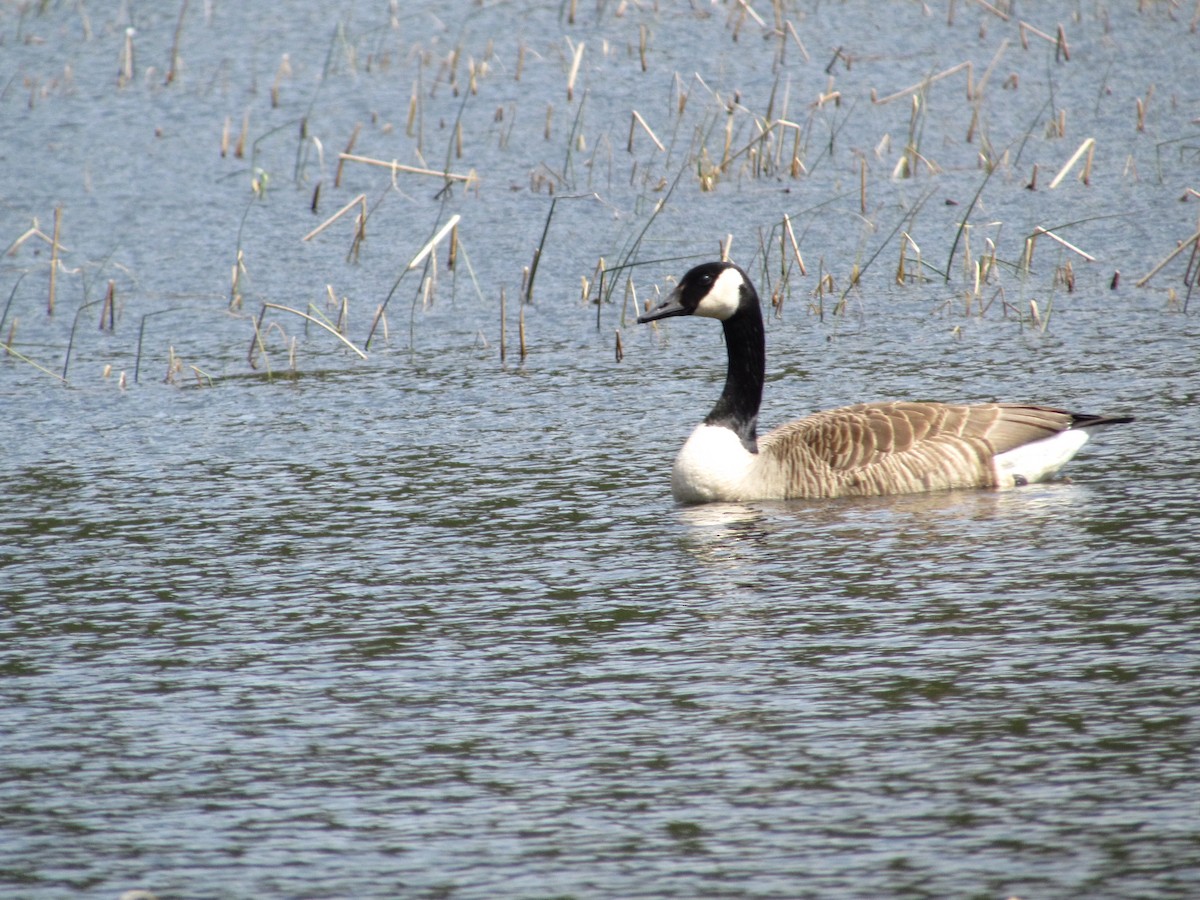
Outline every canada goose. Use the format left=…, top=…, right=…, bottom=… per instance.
left=638, top=261, right=1133, bottom=503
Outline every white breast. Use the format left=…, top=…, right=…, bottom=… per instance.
left=670, top=424, right=760, bottom=503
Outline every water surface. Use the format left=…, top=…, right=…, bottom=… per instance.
left=2, top=2, right=1199, bottom=898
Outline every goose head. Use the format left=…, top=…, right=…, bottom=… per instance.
left=637, top=261, right=754, bottom=323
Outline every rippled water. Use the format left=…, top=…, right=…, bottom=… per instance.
left=3, top=1, right=1199, bottom=898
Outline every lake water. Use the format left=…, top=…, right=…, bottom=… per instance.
left=2, top=2, right=1199, bottom=898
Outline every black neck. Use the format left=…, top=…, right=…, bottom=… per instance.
left=705, top=294, right=765, bottom=453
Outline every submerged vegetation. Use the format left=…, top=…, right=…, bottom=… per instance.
left=1, top=0, right=1198, bottom=385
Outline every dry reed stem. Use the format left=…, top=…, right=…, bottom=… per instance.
left=1056, top=24, right=1070, bottom=61
left=100, top=280, right=116, bottom=330
left=368, top=305, right=389, bottom=341
left=859, top=155, right=867, bottom=214
left=1019, top=20, right=1067, bottom=56
left=783, top=214, right=807, bottom=276
left=119, top=27, right=134, bottom=87
left=335, top=123, right=361, bottom=187
left=408, top=214, right=461, bottom=272
left=897, top=232, right=921, bottom=284
left=1048, top=138, right=1096, bottom=188
left=1024, top=227, right=1096, bottom=267
left=566, top=40, right=585, bottom=102
left=338, top=152, right=475, bottom=184
left=735, top=0, right=766, bottom=27
left=1135, top=229, right=1200, bottom=287
left=784, top=21, right=810, bottom=63
left=6, top=221, right=61, bottom=256
left=980, top=37, right=1010, bottom=92
left=302, top=194, right=367, bottom=241
left=871, top=61, right=973, bottom=105
left=628, top=110, right=665, bottom=153
left=519, top=304, right=527, bottom=360
left=235, top=111, right=249, bottom=158
left=229, top=249, right=246, bottom=310
left=262, top=303, right=367, bottom=358
left=48, top=206, right=61, bottom=315
left=724, top=117, right=802, bottom=172
left=499, top=286, right=506, bottom=363
left=165, top=0, right=188, bottom=85
left=971, top=0, right=1010, bottom=21
left=0, top=339, right=66, bottom=383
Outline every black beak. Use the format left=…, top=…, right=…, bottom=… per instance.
left=636, top=283, right=689, bottom=323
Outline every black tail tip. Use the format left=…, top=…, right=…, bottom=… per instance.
left=1071, top=412, right=1135, bottom=429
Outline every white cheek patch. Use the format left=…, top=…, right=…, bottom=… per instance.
left=693, top=267, right=744, bottom=320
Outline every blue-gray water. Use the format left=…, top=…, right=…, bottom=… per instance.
left=2, top=2, right=1199, bottom=898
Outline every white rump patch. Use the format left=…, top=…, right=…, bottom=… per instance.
left=993, top=429, right=1091, bottom=487
left=671, top=424, right=758, bottom=502
left=693, top=266, right=745, bottom=321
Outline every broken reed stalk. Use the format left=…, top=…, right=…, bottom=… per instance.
left=338, top=152, right=475, bottom=185
left=499, top=286, right=506, bottom=363
left=782, top=214, right=807, bottom=276
left=1135, top=229, right=1200, bottom=287
left=335, top=123, right=361, bottom=187
left=566, top=39, right=585, bottom=102
left=47, top=206, right=61, bottom=314
left=100, top=280, right=116, bottom=330
left=859, top=155, right=867, bottom=215
left=118, top=27, right=134, bottom=88
left=165, top=0, right=188, bottom=85
left=302, top=193, right=367, bottom=241
left=785, top=21, right=810, bottom=63
left=897, top=232, right=922, bottom=284
left=1018, top=20, right=1070, bottom=60
left=233, top=111, right=250, bottom=159
left=628, top=110, right=666, bottom=153
left=871, top=61, right=973, bottom=105
left=408, top=214, right=461, bottom=275
left=1048, top=138, right=1096, bottom=188
left=270, top=53, right=292, bottom=108
left=1025, top=226, right=1097, bottom=266
left=723, top=117, right=803, bottom=173
left=260, top=302, right=367, bottom=359
left=519, top=304, right=527, bottom=360
left=366, top=214, right=462, bottom=349
left=0, top=339, right=65, bottom=383
left=247, top=305, right=269, bottom=373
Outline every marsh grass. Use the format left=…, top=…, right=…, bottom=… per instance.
left=3, top=1, right=1195, bottom=388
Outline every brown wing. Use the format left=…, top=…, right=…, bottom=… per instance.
left=758, top=402, right=1077, bottom=498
